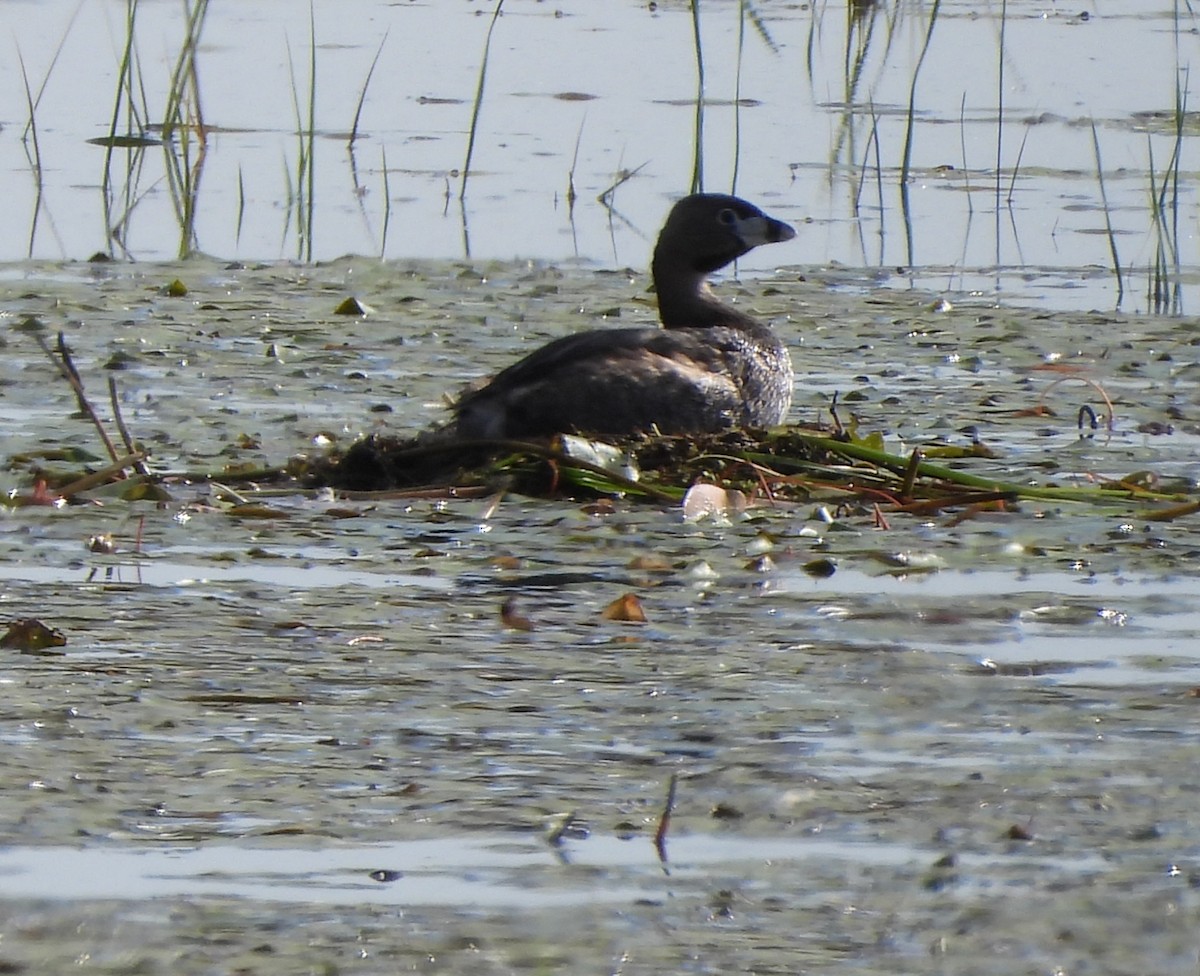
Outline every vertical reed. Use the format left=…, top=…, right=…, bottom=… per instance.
left=690, top=0, right=705, bottom=194
left=461, top=0, right=504, bottom=202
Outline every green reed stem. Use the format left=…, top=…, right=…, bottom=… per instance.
left=15, top=49, right=42, bottom=186
left=731, top=0, right=746, bottom=196
left=304, top=2, right=316, bottom=262
left=380, top=144, right=391, bottom=258
left=235, top=164, right=245, bottom=249
left=1090, top=120, right=1124, bottom=306
left=689, top=0, right=705, bottom=194
left=959, top=92, right=973, bottom=214
left=461, top=0, right=504, bottom=202
left=1005, top=123, right=1029, bottom=204
left=994, top=0, right=1006, bottom=222
left=567, top=115, right=585, bottom=215
left=350, top=31, right=388, bottom=146
left=101, top=0, right=141, bottom=258
left=16, top=48, right=45, bottom=258
left=899, top=0, right=940, bottom=265
left=162, top=0, right=208, bottom=138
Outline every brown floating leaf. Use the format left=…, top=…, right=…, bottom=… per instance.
left=601, top=593, right=647, bottom=623
left=500, top=597, right=535, bottom=632
left=580, top=499, right=616, bottom=516
left=322, top=507, right=365, bottom=520
left=1, top=619, right=67, bottom=654
left=226, top=504, right=289, bottom=520
left=628, top=554, right=672, bottom=573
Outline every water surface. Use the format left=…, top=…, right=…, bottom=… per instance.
left=2, top=256, right=1200, bottom=972
left=0, top=0, right=1197, bottom=310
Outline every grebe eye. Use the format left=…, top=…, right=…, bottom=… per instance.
left=717, top=208, right=738, bottom=226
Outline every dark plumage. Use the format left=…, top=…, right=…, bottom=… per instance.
left=454, top=193, right=796, bottom=439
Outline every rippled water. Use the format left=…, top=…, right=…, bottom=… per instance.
left=3, top=2, right=1200, bottom=971
left=2, top=257, right=1200, bottom=972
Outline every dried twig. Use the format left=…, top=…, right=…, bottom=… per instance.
left=108, top=377, right=151, bottom=477
left=35, top=332, right=122, bottom=465
left=56, top=452, right=147, bottom=499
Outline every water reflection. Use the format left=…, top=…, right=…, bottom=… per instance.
left=0, top=1, right=1193, bottom=310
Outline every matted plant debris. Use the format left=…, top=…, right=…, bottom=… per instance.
left=299, top=421, right=1197, bottom=518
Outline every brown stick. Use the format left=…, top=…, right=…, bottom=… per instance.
left=108, top=377, right=151, bottom=477
left=35, top=332, right=122, bottom=466
left=56, top=452, right=147, bottom=499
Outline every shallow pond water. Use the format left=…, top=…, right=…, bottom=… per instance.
left=1, top=0, right=1199, bottom=311
left=2, top=257, right=1200, bottom=973
left=4, top=1, right=1200, bottom=970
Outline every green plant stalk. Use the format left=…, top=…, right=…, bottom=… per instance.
left=994, top=0, right=1006, bottom=223
left=460, top=0, right=504, bottom=202
left=283, top=12, right=317, bottom=263
left=1004, top=122, right=1029, bottom=204
left=161, top=0, right=210, bottom=258
left=280, top=151, right=294, bottom=249
left=1148, top=140, right=1165, bottom=313
left=284, top=38, right=303, bottom=249
left=304, top=1, right=316, bottom=262
left=566, top=115, right=585, bottom=213
left=102, top=0, right=139, bottom=257
left=162, top=0, right=208, bottom=138
left=731, top=0, right=746, bottom=196
left=753, top=433, right=1186, bottom=506
left=690, top=0, right=704, bottom=194
left=828, top=0, right=884, bottom=179
left=959, top=92, right=973, bottom=213
left=15, top=48, right=45, bottom=258
left=899, top=0, right=941, bottom=266
left=19, top=1, right=81, bottom=145
left=1090, top=120, right=1124, bottom=306
left=15, top=49, right=42, bottom=187
left=380, top=144, right=391, bottom=258
left=235, top=163, right=246, bottom=248
left=349, top=31, right=388, bottom=146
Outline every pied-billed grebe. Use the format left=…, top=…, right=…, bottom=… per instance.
left=454, top=193, right=796, bottom=439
